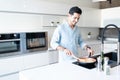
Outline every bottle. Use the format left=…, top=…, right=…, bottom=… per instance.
left=100, top=51, right=104, bottom=71
left=105, top=65, right=110, bottom=75
left=97, top=56, right=102, bottom=71
left=104, top=57, right=110, bottom=75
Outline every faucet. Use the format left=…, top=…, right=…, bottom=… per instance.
left=101, top=24, right=120, bottom=65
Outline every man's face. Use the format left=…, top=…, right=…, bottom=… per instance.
left=68, top=13, right=80, bottom=26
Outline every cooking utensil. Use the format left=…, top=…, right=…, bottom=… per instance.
left=72, top=54, right=79, bottom=60
left=88, top=52, right=92, bottom=58
left=72, top=54, right=96, bottom=65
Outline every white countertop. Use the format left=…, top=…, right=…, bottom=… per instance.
left=19, top=60, right=120, bottom=80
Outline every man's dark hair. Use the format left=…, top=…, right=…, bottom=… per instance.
left=69, top=6, right=82, bottom=15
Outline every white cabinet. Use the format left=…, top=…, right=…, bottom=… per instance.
left=0, top=0, right=69, bottom=15
left=41, top=15, right=60, bottom=27
left=0, top=51, right=49, bottom=78
left=0, top=0, right=25, bottom=12
left=0, top=56, right=23, bottom=76
left=41, top=15, right=67, bottom=27
left=48, top=50, right=58, bottom=64
left=0, top=73, right=19, bottom=80
left=77, top=8, right=101, bottom=27
left=22, top=52, right=49, bottom=70
left=101, top=7, right=120, bottom=27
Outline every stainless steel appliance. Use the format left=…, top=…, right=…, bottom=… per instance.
left=0, top=32, right=48, bottom=56
left=20, top=32, right=48, bottom=53
left=26, top=32, right=48, bottom=51
left=0, top=33, right=20, bottom=54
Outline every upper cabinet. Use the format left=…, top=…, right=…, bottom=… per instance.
left=77, top=8, right=101, bottom=27
left=101, top=7, right=120, bottom=28
left=0, top=0, right=25, bottom=12
left=0, top=0, right=101, bottom=33
left=41, top=15, right=67, bottom=27
left=0, top=0, right=69, bottom=15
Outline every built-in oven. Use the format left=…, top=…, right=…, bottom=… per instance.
left=0, top=32, right=48, bottom=56
left=0, top=33, right=20, bottom=54
left=26, top=32, right=48, bottom=52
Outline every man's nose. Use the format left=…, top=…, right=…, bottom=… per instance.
left=75, top=19, right=79, bottom=22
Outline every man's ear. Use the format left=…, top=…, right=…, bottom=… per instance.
left=67, top=13, right=71, bottom=17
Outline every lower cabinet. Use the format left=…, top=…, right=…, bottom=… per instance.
left=0, top=73, right=19, bottom=80
left=0, top=56, right=23, bottom=76
left=21, top=52, right=49, bottom=70
left=0, top=51, right=49, bottom=79
left=48, top=50, right=58, bottom=64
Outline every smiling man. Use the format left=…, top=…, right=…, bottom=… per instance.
left=50, top=6, right=94, bottom=62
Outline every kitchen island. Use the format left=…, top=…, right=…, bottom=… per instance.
left=19, top=60, right=120, bottom=80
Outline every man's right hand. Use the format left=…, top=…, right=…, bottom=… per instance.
left=56, top=46, right=73, bottom=56
left=64, top=48, right=73, bottom=56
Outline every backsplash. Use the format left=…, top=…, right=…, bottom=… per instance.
left=99, top=28, right=120, bottom=38
left=42, top=27, right=99, bottom=48
left=79, top=27, right=99, bottom=40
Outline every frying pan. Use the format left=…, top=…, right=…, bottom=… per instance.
left=72, top=54, right=96, bottom=65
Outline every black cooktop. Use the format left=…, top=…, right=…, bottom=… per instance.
left=72, top=61, right=96, bottom=69
left=73, top=60, right=118, bottom=69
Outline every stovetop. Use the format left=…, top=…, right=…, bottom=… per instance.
left=73, top=60, right=118, bottom=69
left=72, top=61, right=96, bottom=69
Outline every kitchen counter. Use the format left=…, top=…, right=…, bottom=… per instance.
left=19, top=60, right=120, bottom=80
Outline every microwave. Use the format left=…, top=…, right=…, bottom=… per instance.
left=20, top=32, right=48, bottom=53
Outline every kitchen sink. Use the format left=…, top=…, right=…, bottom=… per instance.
left=92, top=52, right=118, bottom=68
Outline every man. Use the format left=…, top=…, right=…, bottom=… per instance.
left=50, top=6, right=94, bottom=62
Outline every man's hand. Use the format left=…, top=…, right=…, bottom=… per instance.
left=64, top=48, right=73, bottom=56
left=56, top=46, right=73, bottom=56
left=85, top=46, right=94, bottom=57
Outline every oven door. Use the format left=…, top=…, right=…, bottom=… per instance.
left=0, top=41, right=20, bottom=53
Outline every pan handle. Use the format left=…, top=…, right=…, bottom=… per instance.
left=88, top=52, right=92, bottom=58
left=72, top=54, right=79, bottom=60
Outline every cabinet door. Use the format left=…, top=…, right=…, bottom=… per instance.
left=48, top=50, right=58, bottom=64
left=22, top=52, right=49, bottom=70
left=101, top=7, right=120, bottom=28
left=41, top=15, right=60, bottom=27
left=41, top=15, right=67, bottom=27
left=77, top=8, right=101, bottom=27
left=0, top=73, right=19, bottom=80
left=0, top=0, right=25, bottom=12
left=0, top=56, right=23, bottom=76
